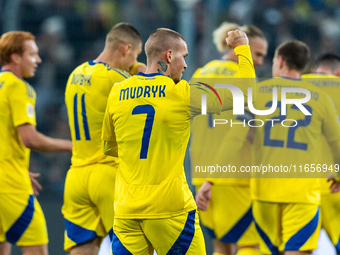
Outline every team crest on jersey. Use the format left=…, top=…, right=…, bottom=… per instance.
left=27, top=103, right=34, bottom=118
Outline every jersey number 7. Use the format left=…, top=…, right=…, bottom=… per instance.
left=132, top=105, right=155, bottom=159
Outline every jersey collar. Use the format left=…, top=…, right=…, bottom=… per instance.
left=137, top=72, right=164, bottom=77
left=280, top=76, right=302, bottom=81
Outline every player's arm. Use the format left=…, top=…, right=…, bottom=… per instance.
left=17, top=124, right=72, bottom=152
left=212, top=114, right=252, bottom=171
left=102, top=101, right=118, bottom=157
left=219, top=30, right=255, bottom=111
left=189, top=30, right=255, bottom=117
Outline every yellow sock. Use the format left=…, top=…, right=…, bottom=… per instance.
left=236, top=247, right=262, bottom=255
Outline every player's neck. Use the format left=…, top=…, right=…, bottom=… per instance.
left=1, top=64, right=22, bottom=79
left=279, top=68, right=301, bottom=79
left=145, top=60, right=170, bottom=76
left=221, top=50, right=238, bottom=62
left=314, top=67, right=332, bottom=75
left=94, top=50, right=125, bottom=71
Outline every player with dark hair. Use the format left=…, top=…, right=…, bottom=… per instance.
left=252, top=41, right=340, bottom=255
left=63, top=22, right=143, bottom=255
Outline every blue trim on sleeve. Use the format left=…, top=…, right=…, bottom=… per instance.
left=254, top=219, right=279, bottom=255
left=65, top=219, right=97, bottom=245
left=6, top=195, right=35, bottom=244
left=113, top=69, right=129, bottom=79
left=111, top=231, right=133, bottom=255
left=284, top=207, right=320, bottom=251
left=166, top=210, right=196, bottom=254
left=88, top=61, right=130, bottom=78
left=137, top=72, right=163, bottom=77
left=221, top=207, right=253, bottom=243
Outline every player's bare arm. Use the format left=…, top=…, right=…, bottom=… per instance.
left=17, top=124, right=72, bottom=153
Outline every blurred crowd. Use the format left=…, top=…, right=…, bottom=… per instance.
left=1, top=0, right=340, bottom=195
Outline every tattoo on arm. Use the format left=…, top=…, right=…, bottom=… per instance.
left=234, top=36, right=246, bottom=41
left=157, top=61, right=168, bottom=73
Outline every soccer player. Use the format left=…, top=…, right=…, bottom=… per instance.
left=251, top=41, right=340, bottom=255
left=302, top=53, right=340, bottom=255
left=0, top=31, right=72, bottom=255
left=102, top=28, right=255, bottom=254
left=192, top=22, right=267, bottom=255
left=63, top=23, right=142, bottom=255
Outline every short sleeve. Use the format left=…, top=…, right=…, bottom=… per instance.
left=9, top=81, right=36, bottom=127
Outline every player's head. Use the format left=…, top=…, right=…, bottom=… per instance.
left=213, top=22, right=267, bottom=66
left=145, top=28, right=188, bottom=83
left=0, top=31, right=41, bottom=78
left=105, top=22, right=142, bottom=71
left=312, top=53, right=340, bottom=76
left=272, top=40, right=310, bottom=77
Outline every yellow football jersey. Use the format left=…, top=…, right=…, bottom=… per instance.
left=251, top=77, right=340, bottom=204
left=302, top=73, right=340, bottom=193
left=191, top=59, right=252, bottom=186
left=0, top=71, right=36, bottom=194
left=65, top=61, right=130, bottom=167
left=102, top=45, right=255, bottom=219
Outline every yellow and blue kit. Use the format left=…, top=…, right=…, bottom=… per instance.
left=63, top=60, right=129, bottom=251
left=190, top=58, right=258, bottom=247
left=251, top=77, right=340, bottom=254
left=102, top=45, right=255, bottom=254
left=302, top=73, right=340, bottom=254
left=0, top=70, right=48, bottom=246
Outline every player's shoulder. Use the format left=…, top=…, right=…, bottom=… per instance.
left=0, top=71, right=25, bottom=86
left=0, top=71, right=33, bottom=95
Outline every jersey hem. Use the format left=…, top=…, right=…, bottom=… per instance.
left=114, top=206, right=197, bottom=219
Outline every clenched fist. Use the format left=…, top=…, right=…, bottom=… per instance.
left=226, top=29, right=249, bottom=49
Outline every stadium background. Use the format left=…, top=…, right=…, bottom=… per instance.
left=1, top=0, right=339, bottom=254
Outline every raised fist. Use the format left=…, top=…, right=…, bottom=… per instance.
left=226, top=29, right=249, bottom=49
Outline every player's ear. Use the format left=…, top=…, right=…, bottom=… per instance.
left=121, top=44, right=132, bottom=56
left=11, top=53, right=21, bottom=65
left=166, top=50, right=172, bottom=64
left=278, top=55, right=284, bottom=69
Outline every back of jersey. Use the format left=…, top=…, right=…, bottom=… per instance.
left=103, top=73, right=196, bottom=219
left=251, top=77, right=340, bottom=204
left=65, top=61, right=128, bottom=167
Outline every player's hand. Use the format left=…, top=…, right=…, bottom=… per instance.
left=195, top=181, right=212, bottom=211
left=226, top=29, right=249, bottom=49
left=328, top=173, right=340, bottom=193
left=29, top=172, right=43, bottom=196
